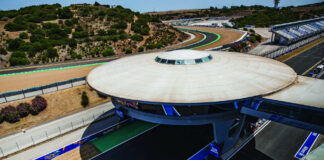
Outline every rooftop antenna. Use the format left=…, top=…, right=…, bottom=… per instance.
left=274, top=0, right=280, bottom=8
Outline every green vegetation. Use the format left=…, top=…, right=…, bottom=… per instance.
left=19, top=32, right=29, bottom=39
left=9, top=51, right=30, bottom=66
left=0, top=3, right=186, bottom=66
left=81, top=91, right=89, bottom=107
left=102, top=48, right=115, bottom=57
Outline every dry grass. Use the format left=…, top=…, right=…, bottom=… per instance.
left=0, top=85, right=110, bottom=137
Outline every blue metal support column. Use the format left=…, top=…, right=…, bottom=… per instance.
left=212, top=114, right=246, bottom=155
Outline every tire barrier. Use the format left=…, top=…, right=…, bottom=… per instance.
left=0, top=77, right=86, bottom=104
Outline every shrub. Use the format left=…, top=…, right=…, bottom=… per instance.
left=97, top=29, right=106, bottom=36
left=30, top=96, right=47, bottom=115
left=1, top=16, right=9, bottom=21
left=0, top=47, right=7, bottom=55
left=17, top=103, right=30, bottom=118
left=7, top=38, right=25, bottom=50
left=9, top=51, right=30, bottom=66
left=131, top=34, right=143, bottom=41
left=0, top=112, right=3, bottom=124
left=125, top=48, right=132, bottom=54
left=249, top=36, right=256, bottom=43
left=19, top=32, right=29, bottom=39
left=255, top=34, right=262, bottom=42
left=249, top=29, right=255, bottom=34
left=102, top=48, right=115, bottom=57
left=81, top=91, right=89, bottom=107
left=2, top=106, right=20, bottom=123
left=138, top=46, right=144, bottom=52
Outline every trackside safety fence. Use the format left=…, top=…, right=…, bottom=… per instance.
left=0, top=105, right=115, bottom=158
left=35, top=118, right=131, bottom=160
left=0, top=77, right=86, bottom=104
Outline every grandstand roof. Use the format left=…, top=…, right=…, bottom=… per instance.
left=87, top=50, right=297, bottom=104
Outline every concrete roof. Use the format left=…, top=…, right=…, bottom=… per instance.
left=87, top=50, right=297, bottom=104
left=264, top=76, right=324, bottom=109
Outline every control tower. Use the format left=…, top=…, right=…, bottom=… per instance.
left=87, top=50, right=324, bottom=158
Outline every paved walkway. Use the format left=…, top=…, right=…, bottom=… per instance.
left=2, top=102, right=115, bottom=159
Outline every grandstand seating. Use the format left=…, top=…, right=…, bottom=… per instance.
left=271, top=18, right=324, bottom=45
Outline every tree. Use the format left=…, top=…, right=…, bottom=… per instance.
left=19, top=32, right=29, bottom=39
left=75, top=25, right=83, bottom=32
left=81, top=91, right=89, bottom=107
left=57, top=7, right=73, bottom=19
left=94, top=1, right=100, bottom=6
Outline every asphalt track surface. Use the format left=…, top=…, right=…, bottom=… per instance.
left=91, top=42, right=324, bottom=160
left=0, top=30, right=217, bottom=76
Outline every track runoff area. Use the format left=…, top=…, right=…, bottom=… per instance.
left=0, top=29, right=220, bottom=77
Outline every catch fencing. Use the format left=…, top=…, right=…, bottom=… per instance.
left=0, top=77, right=86, bottom=104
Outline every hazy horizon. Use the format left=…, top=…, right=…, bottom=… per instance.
left=0, top=0, right=323, bottom=13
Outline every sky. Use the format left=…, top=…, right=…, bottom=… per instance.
left=0, top=0, right=323, bottom=13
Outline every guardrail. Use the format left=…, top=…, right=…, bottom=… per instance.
left=0, top=103, right=115, bottom=158
left=0, top=77, right=86, bottom=104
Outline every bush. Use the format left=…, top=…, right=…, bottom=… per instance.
left=131, top=34, right=143, bottom=41
left=81, top=91, right=89, bottom=107
left=2, top=106, right=20, bottom=123
left=0, top=112, right=3, bottom=124
left=97, top=29, right=106, bottom=36
left=0, top=47, right=7, bottom=55
left=17, top=103, right=30, bottom=118
left=30, top=96, right=47, bottom=115
left=249, top=36, right=256, bottom=43
left=1, top=16, right=9, bottom=21
left=255, top=34, right=262, bottom=42
left=138, top=46, right=144, bottom=52
left=72, top=31, right=89, bottom=38
left=7, top=38, right=25, bottom=50
left=125, top=48, right=132, bottom=54
left=9, top=51, right=30, bottom=66
left=19, top=32, right=29, bottom=39
left=68, top=38, right=77, bottom=48
left=249, top=29, right=255, bottom=34
left=102, top=48, right=115, bottom=57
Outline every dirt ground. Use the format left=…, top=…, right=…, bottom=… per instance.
left=176, top=26, right=243, bottom=50
left=0, top=65, right=99, bottom=93
left=0, top=85, right=110, bottom=136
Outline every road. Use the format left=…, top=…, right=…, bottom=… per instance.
left=89, top=41, right=324, bottom=160
left=232, top=41, right=324, bottom=160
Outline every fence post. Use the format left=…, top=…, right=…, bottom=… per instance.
left=71, top=122, right=74, bottom=129
left=45, top=131, right=49, bottom=139
left=16, top=142, right=20, bottom=150
left=58, top=127, right=61, bottom=134
left=0, top=147, right=4, bottom=157
left=31, top=135, right=35, bottom=145
left=82, top=117, right=85, bottom=125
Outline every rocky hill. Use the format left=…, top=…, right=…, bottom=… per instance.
left=0, top=3, right=188, bottom=66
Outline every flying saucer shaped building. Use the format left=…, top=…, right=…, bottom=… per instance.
left=87, top=50, right=324, bottom=156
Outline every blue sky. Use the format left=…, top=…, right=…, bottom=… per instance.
left=0, top=0, right=323, bottom=13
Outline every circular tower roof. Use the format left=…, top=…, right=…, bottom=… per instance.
left=87, top=50, right=297, bottom=104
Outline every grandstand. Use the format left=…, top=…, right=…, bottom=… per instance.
left=270, top=17, right=324, bottom=45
